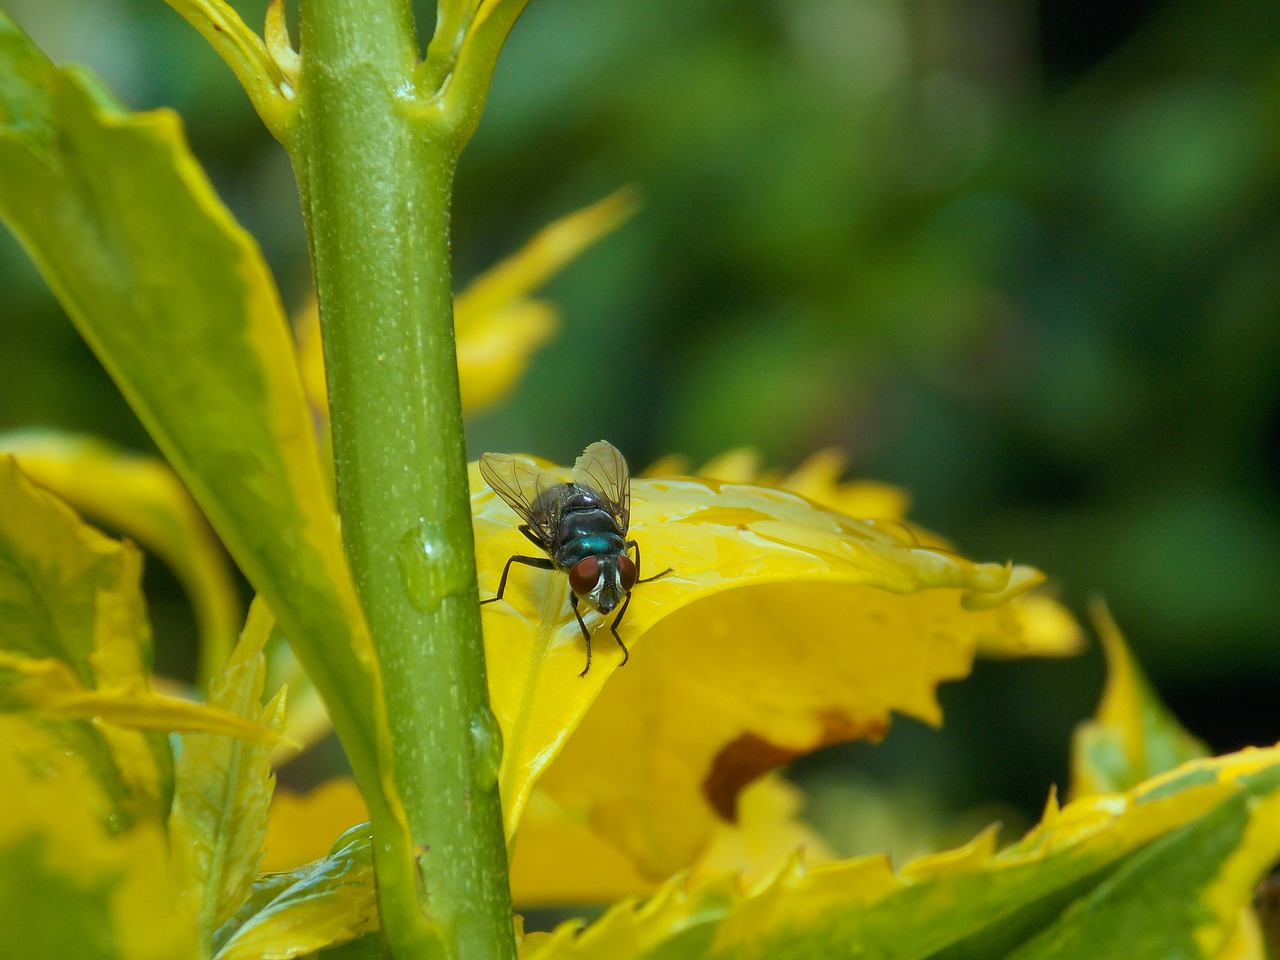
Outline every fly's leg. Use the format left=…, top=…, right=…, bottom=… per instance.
left=627, top=540, right=673, bottom=584
left=609, top=591, right=633, bottom=669
left=482, top=554, right=554, bottom=605
left=570, top=592, right=593, bottom=677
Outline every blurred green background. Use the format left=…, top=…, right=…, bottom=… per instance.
left=3, top=0, right=1279, bottom=862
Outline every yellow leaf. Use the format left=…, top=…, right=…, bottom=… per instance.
left=1215, top=907, right=1266, bottom=960
left=509, top=774, right=834, bottom=907
left=777, top=448, right=913, bottom=523
left=262, top=778, right=368, bottom=873
left=0, top=715, right=194, bottom=960
left=294, top=189, right=634, bottom=422
left=474, top=455, right=1059, bottom=878
left=690, top=446, right=1083, bottom=659
left=0, top=429, right=242, bottom=685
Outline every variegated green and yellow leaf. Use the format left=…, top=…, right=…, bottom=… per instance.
left=0, top=454, right=171, bottom=826
left=171, top=597, right=286, bottom=945
left=212, top=829, right=378, bottom=960
left=0, top=716, right=193, bottom=960
left=520, top=747, right=1280, bottom=960
left=1070, top=600, right=1209, bottom=799
left=0, top=429, right=242, bottom=685
left=0, top=12, right=380, bottom=788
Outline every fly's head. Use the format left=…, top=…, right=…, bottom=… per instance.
left=569, top=553, right=638, bottom=613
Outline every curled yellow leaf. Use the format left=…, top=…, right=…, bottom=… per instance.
left=687, top=446, right=1082, bottom=657
left=474, top=456, right=1060, bottom=878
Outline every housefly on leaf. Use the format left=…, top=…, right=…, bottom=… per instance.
left=479, top=440, right=671, bottom=676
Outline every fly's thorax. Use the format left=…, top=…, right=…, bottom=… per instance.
left=553, top=512, right=626, bottom=568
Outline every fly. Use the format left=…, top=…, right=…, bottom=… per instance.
left=479, top=440, right=671, bottom=676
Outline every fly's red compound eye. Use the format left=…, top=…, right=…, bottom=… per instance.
left=617, top=554, right=637, bottom=591
left=569, top=557, right=601, bottom=595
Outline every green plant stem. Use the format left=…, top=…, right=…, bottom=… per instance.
left=292, top=2, right=514, bottom=958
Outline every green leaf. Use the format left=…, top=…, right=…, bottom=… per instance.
left=519, top=748, right=1280, bottom=960
left=1004, top=779, right=1278, bottom=959
left=213, top=829, right=379, bottom=960
left=0, top=429, right=242, bottom=687
left=1070, top=600, right=1210, bottom=798
left=170, top=596, right=288, bottom=945
left=0, top=455, right=172, bottom=827
left=0, top=12, right=381, bottom=785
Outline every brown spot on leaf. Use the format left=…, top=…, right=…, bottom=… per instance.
left=702, top=712, right=889, bottom=821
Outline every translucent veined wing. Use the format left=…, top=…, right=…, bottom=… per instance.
left=573, top=440, right=630, bottom=533
left=478, top=452, right=565, bottom=546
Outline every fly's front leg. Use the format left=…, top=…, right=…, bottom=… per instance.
left=627, top=539, right=673, bottom=584
left=609, top=591, right=633, bottom=668
left=482, top=554, right=554, bottom=605
left=570, top=592, right=593, bottom=677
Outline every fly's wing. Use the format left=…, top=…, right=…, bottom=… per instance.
left=573, top=440, right=631, bottom=532
left=478, top=453, right=562, bottom=546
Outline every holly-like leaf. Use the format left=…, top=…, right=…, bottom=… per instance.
left=0, top=429, right=241, bottom=685
left=474, top=457, right=1064, bottom=878
left=0, top=12, right=380, bottom=786
left=520, top=747, right=1280, bottom=960
left=170, top=598, right=286, bottom=945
